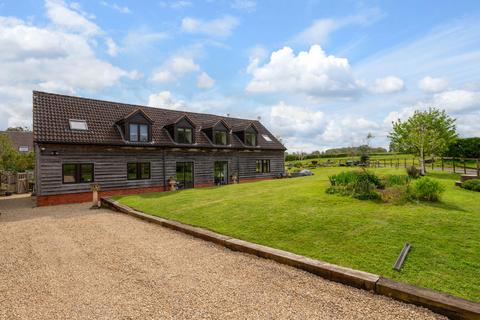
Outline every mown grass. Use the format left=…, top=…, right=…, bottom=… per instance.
left=115, top=167, right=480, bottom=302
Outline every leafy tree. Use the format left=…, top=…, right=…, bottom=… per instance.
left=389, top=108, right=457, bottom=174
left=445, top=137, right=480, bottom=158
left=0, top=134, right=34, bottom=172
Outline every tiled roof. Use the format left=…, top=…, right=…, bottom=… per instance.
left=33, top=91, right=286, bottom=150
left=0, top=131, right=33, bottom=151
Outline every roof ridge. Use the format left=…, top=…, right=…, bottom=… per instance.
left=33, top=90, right=261, bottom=123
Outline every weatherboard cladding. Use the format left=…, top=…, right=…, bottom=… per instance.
left=33, top=91, right=285, bottom=150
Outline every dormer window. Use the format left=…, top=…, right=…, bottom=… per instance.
left=202, top=119, right=230, bottom=146
left=233, top=122, right=258, bottom=147
left=129, top=123, right=149, bottom=142
left=214, top=130, right=229, bottom=145
left=117, top=109, right=153, bottom=143
left=177, top=127, right=193, bottom=144
left=165, top=115, right=196, bottom=145
left=245, top=132, right=257, bottom=146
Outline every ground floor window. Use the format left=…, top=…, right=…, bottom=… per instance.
left=255, top=160, right=270, bottom=173
left=176, top=162, right=194, bottom=189
left=62, top=163, right=94, bottom=184
left=127, top=162, right=150, bottom=180
left=214, top=161, right=228, bottom=185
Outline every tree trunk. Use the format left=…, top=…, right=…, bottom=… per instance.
left=419, top=147, right=426, bottom=175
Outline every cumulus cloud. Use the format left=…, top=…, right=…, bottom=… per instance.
left=0, top=1, right=131, bottom=128
left=106, top=37, right=119, bottom=56
left=181, top=15, right=239, bottom=38
left=246, top=45, right=362, bottom=98
left=433, top=89, right=480, bottom=113
left=148, top=91, right=185, bottom=110
left=268, top=101, right=325, bottom=137
left=371, top=76, right=404, bottom=94
left=262, top=101, right=382, bottom=152
left=151, top=56, right=200, bottom=83
left=418, top=76, right=448, bottom=93
left=45, top=0, right=100, bottom=35
left=383, top=89, right=480, bottom=141
left=196, top=72, right=215, bottom=88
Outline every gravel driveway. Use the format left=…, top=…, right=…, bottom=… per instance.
left=0, top=197, right=443, bottom=320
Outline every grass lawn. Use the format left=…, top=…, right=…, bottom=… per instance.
left=115, top=167, right=480, bottom=302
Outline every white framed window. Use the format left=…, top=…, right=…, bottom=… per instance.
left=69, top=119, right=88, bottom=130
left=19, top=146, right=29, bottom=152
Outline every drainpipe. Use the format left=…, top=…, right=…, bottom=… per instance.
left=162, top=148, right=166, bottom=191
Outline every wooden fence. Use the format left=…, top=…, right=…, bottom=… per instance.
left=305, top=157, right=480, bottom=176
left=0, top=171, right=35, bottom=195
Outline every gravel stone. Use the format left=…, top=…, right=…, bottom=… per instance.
left=0, top=198, right=445, bottom=319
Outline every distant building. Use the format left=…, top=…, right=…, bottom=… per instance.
left=0, top=131, right=33, bottom=153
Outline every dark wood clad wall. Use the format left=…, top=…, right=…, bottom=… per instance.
left=36, top=144, right=284, bottom=196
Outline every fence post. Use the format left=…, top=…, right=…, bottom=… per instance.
left=390, top=159, right=393, bottom=167
left=404, top=158, right=407, bottom=168
left=463, top=158, right=467, bottom=174
left=432, top=158, right=434, bottom=171
left=383, top=159, right=386, bottom=168
left=441, top=158, right=444, bottom=171
left=453, top=158, right=456, bottom=173
left=477, top=158, right=480, bottom=177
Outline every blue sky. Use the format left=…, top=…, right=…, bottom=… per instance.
left=1, top=0, right=479, bottom=151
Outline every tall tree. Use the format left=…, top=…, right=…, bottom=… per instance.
left=389, top=108, right=457, bottom=174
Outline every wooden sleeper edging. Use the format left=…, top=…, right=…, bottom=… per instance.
left=101, top=197, right=480, bottom=320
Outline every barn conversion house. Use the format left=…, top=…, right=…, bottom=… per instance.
left=33, top=91, right=286, bottom=206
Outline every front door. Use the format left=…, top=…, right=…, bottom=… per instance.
left=176, top=162, right=194, bottom=189
left=214, top=161, right=228, bottom=185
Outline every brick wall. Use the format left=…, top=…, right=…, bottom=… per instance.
left=36, top=176, right=275, bottom=206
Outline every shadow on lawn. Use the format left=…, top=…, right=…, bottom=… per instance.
left=420, top=200, right=467, bottom=212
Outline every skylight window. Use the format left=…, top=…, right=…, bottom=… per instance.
left=69, top=119, right=88, bottom=131
left=262, top=134, right=272, bottom=142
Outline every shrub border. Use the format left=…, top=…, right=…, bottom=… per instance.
left=102, top=197, right=480, bottom=320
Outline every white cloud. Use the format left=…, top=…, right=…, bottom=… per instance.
left=100, top=1, right=131, bottom=14
left=45, top=0, right=100, bottom=35
left=371, top=76, right=404, bottom=94
left=260, top=101, right=383, bottom=152
left=151, top=56, right=200, bottom=83
left=418, top=76, right=448, bottom=93
left=0, top=1, right=131, bottom=128
left=159, top=1, right=192, bottom=9
left=231, top=0, right=256, bottom=11
left=148, top=91, right=185, bottom=110
left=268, top=101, right=325, bottom=137
left=123, top=28, right=169, bottom=50
left=433, top=89, right=480, bottom=113
left=106, top=37, right=118, bottom=56
left=246, top=45, right=361, bottom=98
left=181, top=15, right=239, bottom=38
left=196, top=72, right=215, bottom=88
left=293, top=8, right=383, bottom=45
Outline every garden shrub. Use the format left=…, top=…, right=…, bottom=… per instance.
left=409, top=177, right=445, bottom=201
left=382, top=174, right=411, bottom=187
left=462, top=179, right=480, bottom=192
left=328, top=170, right=381, bottom=200
left=406, top=166, right=421, bottom=179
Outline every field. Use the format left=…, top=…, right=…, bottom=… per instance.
left=115, top=167, right=480, bottom=302
left=287, top=153, right=479, bottom=172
